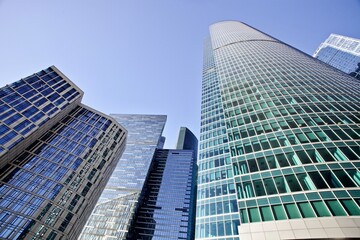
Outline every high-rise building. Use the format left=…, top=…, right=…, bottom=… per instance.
left=313, top=34, right=360, bottom=80
left=196, top=21, right=360, bottom=240
left=0, top=66, right=127, bottom=240
left=79, top=114, right=167, bottom=239
left=128, top=127, right=198, bottom=239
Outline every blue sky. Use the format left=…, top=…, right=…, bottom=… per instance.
left=0, top=0, right=359, bottom=148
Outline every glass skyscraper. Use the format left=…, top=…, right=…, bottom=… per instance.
left=128, top=127, right=198, bottom=239
left=0, top=66, right=127, bottom=239
left=314, top=34, right=360, bottom=80
left=196, top=21, right=360, bottom=239
left=79, top=114, right=167, bottom=239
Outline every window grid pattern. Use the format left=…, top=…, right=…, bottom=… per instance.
left=79, top=114, right=167, bottom=240
left=0, top=67, right=82, bottom=155
left=195, top=38, right=240, bottom=240
left=313, top=34, right=360, bottom=79
left=131, top=150, right=196, bottom=239
left=197, top=21, right=360, bottom=239
left=212, top=22, right=360, bottom=226
left=0, top=106, right=126, bottom=240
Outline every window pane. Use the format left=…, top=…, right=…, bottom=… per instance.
left=272, top=205, right=287, bottom=220
left=326, top=200, right=347, bottom=216
left=340, top=199, right=360, bottom=216
left=260, top=206, right=274, bottom=221
left=285, top=203, right=301, bottom=219
left=298, top=202, right=316, bottom=218
left=248, top=208, right=261, bottom=222
left=311, top=201, right=331, bottom=217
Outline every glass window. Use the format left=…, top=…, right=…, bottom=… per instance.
left=260, top=206, right=273, bottom=221
left=298, top=202, right=316, bottom=218
left=248, top=208, right=261, bottom=222
left=284, top=203, right=301, bottom=219
left=340, top=199, right=360, bottom=216
left=285, top=174, right=302, bottom=192
left=253, top=180, right=266, bottom=197
left=297, top=173, right=316, bottom=190
left=325, top=200, right=347, bottom=216
left=240, top=209, right=248, bottom=223
left=272, top=205, right=287, bottom=220
left=311, top=201, right=331, bottom=217
left=333, top=170, right=357, bottom=187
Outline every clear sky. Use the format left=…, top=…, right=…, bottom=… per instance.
left=0, top=0, right=359, bottom=148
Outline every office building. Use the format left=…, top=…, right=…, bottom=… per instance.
left=79, top=114, right=167, bottom=239
left=129, top=127, right=198, bottom=239
left=0, top=66, right=127, bottom=239
left=314, top=34, right=360, bottom=80
left=196, top=21, right=360, bottom=239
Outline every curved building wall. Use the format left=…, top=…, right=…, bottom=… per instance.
left=196, top=21, right=360, bottom=240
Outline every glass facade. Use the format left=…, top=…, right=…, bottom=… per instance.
left=0, top=67, right=127, bottom=240
left=129, top=127, right=198, bottom=239
left=79, top=114, right=167, bottom=239
left=314, top=34, right=360, bottom=80
left=0, top=66, right=83, bottom=168
left=196, top=21, right=360, bottom=239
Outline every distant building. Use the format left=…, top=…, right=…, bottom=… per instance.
left=177, top=126, right=199, bottom=159
left=314, top=34, right=360, bottom=79
left=129, top=127, right=198, bottom=239
left=79, top=114, right=167, bottom=239
left=196, top=21, right=360, bottom=240
left=0, top=66, right=127, bottom=239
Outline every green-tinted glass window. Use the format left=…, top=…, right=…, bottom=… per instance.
left=263, top=178, right=277, bottom=195
left=308, top=172, right=328, bottom=189
left=346, top=170, right=360, bottom=186
left=260, top=206, right=274, bottom=221
left=298, top=202, right=316, bottom=218
left=253, top=180, right=266, bottom=197
left=340, top=199, right=360, bottom=216
left=285, top=174, right=302, bottom=192
left=248, top=208, right=261, bottom=222
left=311, top=201, right=331, bottom=217
left=325, top=200, right=347, bottom=216
left=240, top=209, right=248, bottom=223
left=333, top=170, right=356, bottom=187
left=285, top=203, right=301, bottom=219
left=272, top=205, right=287, bottom=220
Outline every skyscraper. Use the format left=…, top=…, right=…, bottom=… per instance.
left=196, top=21, right=360, bottom=240
left=128, top=127, right=198, bottom=239
left=79, top=114, right=167, bottom=239
left=314, top=34, right=360, bottom=80
left=0, top=66, right=127, bottom=239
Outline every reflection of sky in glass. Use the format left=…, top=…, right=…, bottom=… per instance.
left=99, top=114, right=166, bottom=202
left=80, top=114, right=166, bottom=239
left=0, top=105, right=119, bottom=239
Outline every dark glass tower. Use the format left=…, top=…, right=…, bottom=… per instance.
left=196, top=21, right=360, bottom=240
left=129, top=127, right=198, bottom=239
left=0, top=66, right=127, bottom=240
left=80, top=114, right=167, bottom=239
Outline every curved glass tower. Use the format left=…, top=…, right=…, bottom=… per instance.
left=196, top=21, right=360, bottom=239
